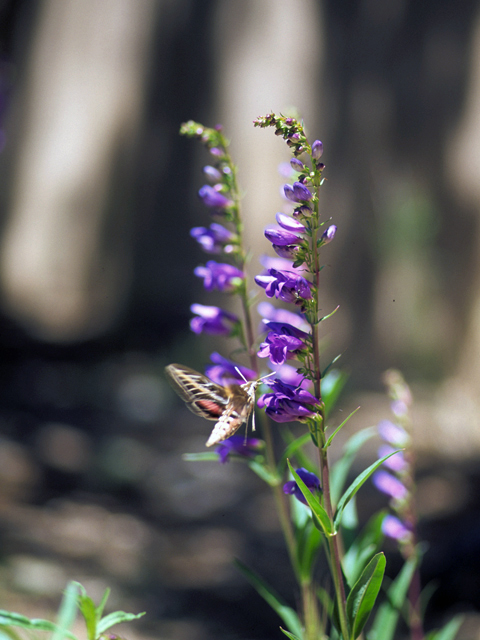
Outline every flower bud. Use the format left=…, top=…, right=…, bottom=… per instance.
left=203, top=165, right=222, bottom=183
left=290, top=158, right=304, bottom=172
left=311, top=140, right=323, bottom=159
left=321, top=225, right=336, bottom=244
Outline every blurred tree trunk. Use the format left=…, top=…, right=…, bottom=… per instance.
left=0, top=0, right=157, bottom=341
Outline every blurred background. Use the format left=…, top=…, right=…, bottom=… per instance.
left=1, top=0, right=480, bottom=638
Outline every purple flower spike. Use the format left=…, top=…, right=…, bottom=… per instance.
left=258, top=379, right=319, bottom=423
left=321, top=225, right=337, bottom=244
left=202, top=165, right=222, bottom=183
left=198, top=185, right=231, bottom=209
left=194, top=261, right=244, bottom=292
left=190, top=304, right=238, bottom=336
left=216, top=436, right=263, bottom=464
left=190, top=223, right=234, bottom=254
left=265, top=227, right=300, bottom=246
left=311, top=140, right=323, bottom=160
left=283, top=467, right=321, bottom=505
left=373, top=470, right=408, bottom=501
left=276, top=212, right=306, bottom=233
left=382, top=515, right=412, bottom=542
left=205, top=352, right=256, bottom=386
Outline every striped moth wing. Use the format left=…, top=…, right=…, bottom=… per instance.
left=165, top=363, right=258, bottom=447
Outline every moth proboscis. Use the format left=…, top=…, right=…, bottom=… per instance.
left=165, top=363, right=265, bottom=447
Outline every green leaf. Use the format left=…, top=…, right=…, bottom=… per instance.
left=95, top=588, right=111, bottom=622
left=280, top=628, right=303, bottom=640
left=296, top=519, right=323, bottom=581
left=334, top=450, right=402, bottom=528
left=0, top=612, right=78, bottom=640
left=426, top=615, right=463, bottom=640
left=342, top=511, right=385, bottom=587
left=77, top=594, right=97, bottom=640
left=324, top=407, right=361, bottom=449
left=346, top=552, right=386, bottom=639
left=287, top=461, right=332, bottom=536
left=248, top=460, right=280, bottom=485
left=330, top=427, right=376, bottom=506
left=97, top=612, right=145, bottom=635
left=235, top=560, right=303, bottom=639
left=52, top=581, right=80, bottom=640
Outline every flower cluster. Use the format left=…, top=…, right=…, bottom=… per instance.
left=372, top=370, right=415, bottom=547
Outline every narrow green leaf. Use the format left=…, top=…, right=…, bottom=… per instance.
left=0, top=613, right=78, bottom=640
left=334, top=450, right=402, bottom=528
left=0, top=626, right=24, bottom=640
left=368, top=556, right=417, bottom=640
left=97, top=612, right=145, bottom=635
left=346, top=552, right=386, bottom=639
left=324, top=407, right=361, bottom=449
left=235, top=559, right=303, bottom=639
left=52, top=581, right=80, bottom=640
left=426, top=615, right=463, bottom=640
left=95, top=589, right=111, bottom=622
left=77, top=594, right=97, bottom=640
left=280, top=628, right=303, bottom=640
left=330, top=427, right=376, bottom=506
left=322, top=369, right=349, bottom=419
left=248, top=460, right=280, bottom=485
left=297, top=519, right=323, bottom=581
left=319, top=305, right=340, bottom=323
left=287, top=461, right=332, bottom=535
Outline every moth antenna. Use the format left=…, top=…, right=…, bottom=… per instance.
left=234, top=366, right=248, bottom=383
left=259, top=371, right=276, bottom=384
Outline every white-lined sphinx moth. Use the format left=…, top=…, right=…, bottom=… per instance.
left=165, top=363, right=260, bottom=447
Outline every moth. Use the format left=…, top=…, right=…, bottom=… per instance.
left=165, top=363, right=264, bottom=447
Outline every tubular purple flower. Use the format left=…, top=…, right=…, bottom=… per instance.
left=190, top=223, right=234, bottom=254
left=190, top=304, right=239, bottom=336
left=258, top=331, right=304, bottom=365
left=283, top=467, right=321, bottom=505
left=258, top=379, right=319, bottom=423
left=283, top=183, right=297, bottom=202
left=194, top=261, right=244, bottom=291
left=255, top=269, right=313, bottom=303
left=321, top=225, right=337, bottom=244
left=198, top=185, right=231, bottom=209
left=258, top=302, right=309, bottom=331
left=205, top=352, right=256, bottom=386
left=293, top=181, right=313, bottom=201
left=276, top=212, right=306, bottom=233
left=202, top=165, right=222, bottom=183
left=264, top=227, right=301, bottom=246
left=382, top=515, right=412, bottom=542
left=216, top=436, right=263, bottom=464
left=311, top=140, right=323, bottom=160
left=290, top=157, right=304, bottom=172
left=373, top=470, right=408, bottom=501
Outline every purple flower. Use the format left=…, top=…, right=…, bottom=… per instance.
left=311, top=140, right=323, bottom=160
left=255, top=269, right=313, bottom=303
left=269, top=363, right=311, bottom=389
left=321, top=225, right=336, bottom=244
left=378, top=420, right=410, bottom=447
left=190, top=304, right=239, bottom=336
left=272, top=244, right=302, bottom=261
left=190, top=223, right=234, bottom=254
left=378, top=445, right=408, bottom=473
left=194, top=261, right=244, bottom=291
left=372, top=470, right=408, bottom=501
left=283, top=467, right=321, bottom=505
left=382, top=515, right=412, bottom=542
left=202, top=165, right=222, bottom=183
left=284, top=181, right=313, bottom=203
left=257, top=379, right=319, bottom=423
left=216, top=436, right=263, bottom=464
left=258, top=321, right=310, bottom=365
left=198, top=185, right=231, bottom=209
left=258, top=301, right=309, bottom=331
left=205, top=352, right=256, bottom=386
left=264, top=227, right=301, bottom=246
left=276, top=212, right=306, bottom=233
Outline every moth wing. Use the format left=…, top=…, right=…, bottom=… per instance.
left=165, top=364, right=229, bottom=420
